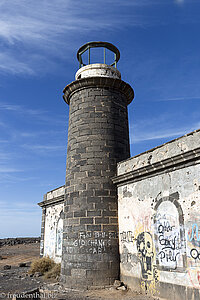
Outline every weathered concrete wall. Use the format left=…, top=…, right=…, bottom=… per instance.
left=38, top=186, right=65, bottom=263
left=114, top=129, right=200, bottom=300
left=43, top=203, right=64, bottom=263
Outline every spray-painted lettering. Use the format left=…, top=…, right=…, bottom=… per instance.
left=120, top=231, right=135, bottom=243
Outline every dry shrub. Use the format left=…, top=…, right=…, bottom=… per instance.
left=44, top=263, right=61, bottom=279
left=29, top=256, right=55, bottom=275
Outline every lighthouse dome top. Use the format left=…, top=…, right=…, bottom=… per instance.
left=75, top=41, right=121, bottom=80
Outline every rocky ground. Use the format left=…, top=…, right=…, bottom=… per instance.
left=0, top=242, right=43, bottom=298
left=0, top=238, right=40, bottom=247
left=0, top=241, right=164, bottom=300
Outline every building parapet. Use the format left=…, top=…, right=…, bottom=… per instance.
left=117, top=129, right=200, bottom=177
left=113, top=147, right=200, bottom=185
left=38, top=185, right=65, bottom=207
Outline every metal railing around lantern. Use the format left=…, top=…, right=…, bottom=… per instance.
left=77, top=41, right=120, bottom=69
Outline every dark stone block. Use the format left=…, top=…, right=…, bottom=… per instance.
left=88, top=171, right=101, bottom=177
left=74, top=183, right=86, bottom=193
left=81, top=190, right=94, bottom=197
left=80, top=217, right=94, bottom=225
left=87, top=225, right=101, bottom=231
left=110, top=217, right=118, bottom=224
left=65, top=212, right=73, bottom=218
left=64, top=268, right=72, bottom=276
left=87, top=197, right=101, bottom=203
left=87, top=210, right=102, bottom=217
left=95, top=202, right=110, bottom=210
left=102, top=210, right=117, bottom=217
left=103, top=225, right=118, bottom=231
left=95, top=190, right=109, bottom=196
left=65, top=198, right=73, bottom=205
left=77, top=160, right=87, bottom=166
left=73, top=225, right=86, bottom=231
left=74, top=211, right=86, bottom=217
left=95, top=217, right=109, bottom=224
left=109, top=202, right=118, bottom=210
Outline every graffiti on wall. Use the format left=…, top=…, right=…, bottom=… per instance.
left=187, top=223, right=200, bottom=265
left=136, top=231, right=159, bottom=294
left=56, top=218, right=63, bottom=256
left=190, top=248, right=200, bottom=261
left=119, top=209, right=160, bottom=294
left=65, top=231, right=117, bottom=255
left=156, top=218, right=184, bottom=268
left=44, top=205, right=64, bottom=263
left=187, top=268, right=200, bottom=290
left=119, top=184, right=200, bottom=295
left=154, top=200, right=186, bottom=270
left=188, top=224, right=200, bottom=243
left=120, top=231, right=135, bottom=243
left=40, top=240, right=44, bottom=256
left=186, top=219, right=200, bottom=289
left=137, top=232, right=154, bottom=281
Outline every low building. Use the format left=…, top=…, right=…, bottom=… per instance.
left=113, top=129, right=200, bottom=299
left=38, top=186, right=65, bottom=263
left=38, top=42, right=200, bottom=299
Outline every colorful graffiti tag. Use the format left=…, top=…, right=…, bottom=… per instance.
left=186, top=221, right=200, bottom=288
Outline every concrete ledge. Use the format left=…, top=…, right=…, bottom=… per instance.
left=117, top=129, right=200, bottom=176
left=113, top=147, right=200, bottom=186
left=38, top=195, right=64, bottom=207
left=63, top=76, right=134, bottom=105
left=38, top=185, right=65, bottom=207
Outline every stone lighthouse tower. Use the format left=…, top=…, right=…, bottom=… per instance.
left=61, top=42, right=134, bottom=289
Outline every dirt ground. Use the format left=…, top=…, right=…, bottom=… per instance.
left=0, top=243, right=40, bottom=268
left=0, top=243, right=164, bottom=300
left=0, top=242, right=44, bottom=297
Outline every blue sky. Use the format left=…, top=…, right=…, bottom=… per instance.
left=0, top=0, right=200, bottom=238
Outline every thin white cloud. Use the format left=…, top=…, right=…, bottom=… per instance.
left=22, top=144, right=65, bottom=151
left=0, top=173, right=38, bottom=184
left=130, top=111, right=200, bottom=143
left=154, top=96, right=200, bottom=102
left=0, top=102, right=67, bottom=125
left=0, top=200, right=40, bottom=212
left=0, top=102, right=46, bottom=115
left=11, top=129, right=66, bottom=140
left=0, top=53, right=34, bottom=75
left=0, top=0, right=159, bottom=75
left=0, top=166, right=22, bottom=173
left=0, top=0, right=155, bottom=43
left=0, top=152, right=11, bottom=160
left=131, top=124, right=199, bottom=143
